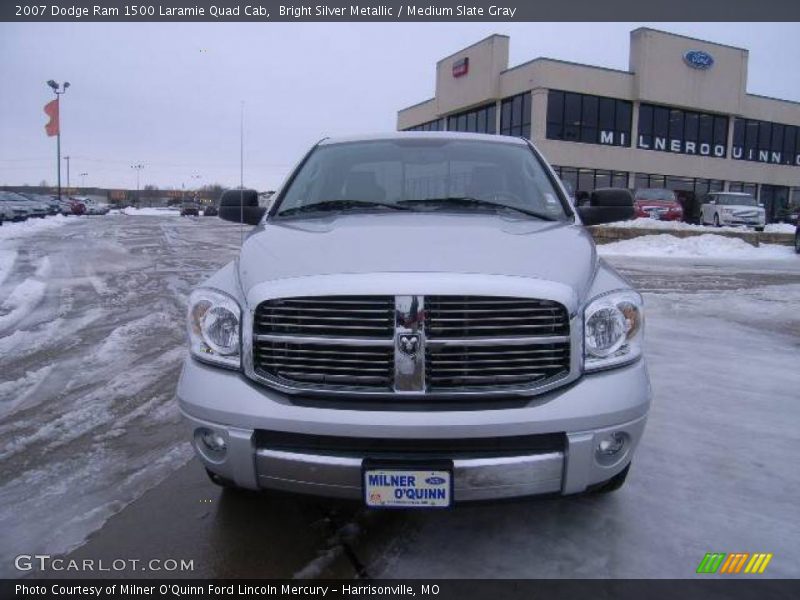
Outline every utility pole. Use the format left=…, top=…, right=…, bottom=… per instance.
left=131, top=163, right=144, bottom=207
left=63, top=156, right=70, bottom=193
left=46, top=80, right=70, bottom=200
left=79, top=172, right=88, bottom=189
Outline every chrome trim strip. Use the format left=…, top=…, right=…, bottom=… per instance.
left=253, top=333, right=393, bottom=347
left=426, top=335, right=569, bottom=347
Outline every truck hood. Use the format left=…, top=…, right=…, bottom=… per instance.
left=237, top=212, right=597, bottom=299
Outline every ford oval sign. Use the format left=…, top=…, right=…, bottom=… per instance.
left=684, top=50, right=714, bottom=70
left=425, top=476, right=446, bottom=485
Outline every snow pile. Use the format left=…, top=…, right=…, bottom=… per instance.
left=121, top=207, right=180, bottom=216
left=0, top=215, right=74, bottom=240
left=598, top=233, right=796, bottom=260
left=764, top=223, right=797, bottom=234
left=601, top=217, right=759, bottom=233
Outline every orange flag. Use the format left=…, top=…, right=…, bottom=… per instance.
left=44, top=99, right=59, bottom=136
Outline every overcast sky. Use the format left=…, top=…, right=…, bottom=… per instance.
left=1, top=22, right=799, bottom=191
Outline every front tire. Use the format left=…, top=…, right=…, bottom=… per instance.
left=795, top=232, right=800, bottom=254
left=205, top=468, right=238, bottom=489
left=591, top=463, right=631, bottom=494
left=713, top=214, right=721, bottom=227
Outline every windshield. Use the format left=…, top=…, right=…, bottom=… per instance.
left=274, top=138, right=570, bottom=220
left=635, top=188, right=676, bottom=202
left=713, top=194, right=758, bottom=207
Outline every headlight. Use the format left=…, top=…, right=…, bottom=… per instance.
left=584, top=290, right=644, bottom=372
left=188, top=288, right=241, bottom=369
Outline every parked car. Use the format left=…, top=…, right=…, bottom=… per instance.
left=1, top=191, right=46, bottom=219
left=633, top=188, right=683, bottom=221
left=795, top=220, right=800, bottom=254
left=202, top=203, right=218, bottom=217
left=700, top=192, right=765, bottom=231
left=177, top=132, right=650, bottom=507
left=180, top=199, right=200, bottom=216
left=77, top=197, right=110, bottom=215
left=21, top=193, right=60, bottom=215
left=0, top=192, right=31, bottom=221
left=66, top=197, right=87, bottom=215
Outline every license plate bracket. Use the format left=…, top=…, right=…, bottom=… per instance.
left=362, top=459, right=454, bottom=509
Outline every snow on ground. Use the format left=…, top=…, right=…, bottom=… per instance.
left=597, top=233, right=796, bottom=260
left=121, top=207, right=181, bottom=216
left=764, top=222, right=797, bottom=234
left=0, top=214, right=74, bottom=240
left=601, top=217, right=796, bottom=235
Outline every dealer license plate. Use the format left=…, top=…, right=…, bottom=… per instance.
left=363, top=468, right=452, bottom=508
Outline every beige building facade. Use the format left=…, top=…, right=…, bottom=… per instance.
left=397, top=28, right=800, bottom=222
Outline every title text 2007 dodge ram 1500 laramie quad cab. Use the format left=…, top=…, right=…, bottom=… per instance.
left=177, top=132, right=651, bottom=508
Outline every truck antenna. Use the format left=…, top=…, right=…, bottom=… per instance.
left=239, top=100, right=244, bottom=245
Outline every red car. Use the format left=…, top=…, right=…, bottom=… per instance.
left=633, top=188, right=683, bottom=221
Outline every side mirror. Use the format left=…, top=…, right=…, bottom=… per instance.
left=218, top=189, right=266, bottom=225
left=577, top=188, right=634, bottom=226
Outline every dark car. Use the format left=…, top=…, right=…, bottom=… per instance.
left=202, top=203, right=218, bottom=217
left=181, top=199, right=200, bottom=216
left=795, top=220, right=799, bottom=254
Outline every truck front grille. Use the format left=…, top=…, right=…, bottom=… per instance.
left=251, top=295, right=571, bottom=396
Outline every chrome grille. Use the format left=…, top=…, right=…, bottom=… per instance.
left=253, top=340, right=394, bottom=389
left=425, top=296, right=568, bottom=338
left=251, top=294, right=571, bottom=395
left=254, top=296, right=394, bottom=338
left=426, top=342, right=570, bottom=390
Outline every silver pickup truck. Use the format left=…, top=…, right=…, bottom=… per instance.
left=177, top=132, right=651, bottom=508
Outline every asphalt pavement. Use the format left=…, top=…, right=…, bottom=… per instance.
left=1, top=214, right=798, bottom=579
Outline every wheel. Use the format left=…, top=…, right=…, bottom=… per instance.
left=713, top=213, right=720, bottom=227
left=205, top=467, right=237, bottom=489
left=590, top=463, right=631, bottom=494
left=795, top=233, right=800, bottom=254
left=755, top=226, right=764, bottom=233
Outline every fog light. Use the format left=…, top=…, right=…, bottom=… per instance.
left=194, top=427, right=228, bottom=463
left=595, top=432, right=628, bottom=465
left=202, top=430, right=227, bottom=452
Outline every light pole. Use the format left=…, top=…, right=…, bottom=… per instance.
left=190, top=174, right=202, bottom=204
left=63, top=155, right=70, bottom=193
left=131, top=163, right=144, bottom=207
left=46, top=80, right=70, bottom=200
left=79, top=172, right=88, bottom=189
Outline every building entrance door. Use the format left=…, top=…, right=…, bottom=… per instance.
left=759, top=185, right=789, bottom=223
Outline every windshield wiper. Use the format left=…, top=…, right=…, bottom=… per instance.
left=277, top=199, right=412, bottom=217
left=397, top=197, right=558, bottom=221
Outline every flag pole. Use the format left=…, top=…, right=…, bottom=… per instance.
left=56, top=96, right=61, bottom=200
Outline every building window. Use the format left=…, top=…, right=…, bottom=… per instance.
left=406, top=118, right=445, bottom=132
left=729, top=181, right=758, bottom=196
left=553, top=165, right=629, bottom=194
left=447, top=103, right=496, bottom=134
left=637, top=103, right=728, bottom=158
left=499, top=92, right=531, bottom=138
left=732, top=118, right=800, bottom=166
left=547, top=90, right=631, bottom=147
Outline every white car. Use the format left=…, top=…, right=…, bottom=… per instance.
left=700, top=192, right=765, bottom=231
left=79, top=197, right=110, bottom=215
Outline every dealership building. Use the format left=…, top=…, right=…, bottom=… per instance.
left=397, top=28, right=800, bottom=222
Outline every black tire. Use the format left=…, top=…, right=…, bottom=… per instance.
left=795, top=233, right=800, bottom=254
left=755, top=226, right=764, bottom=233
left=591, top=463, right=631, bottom=494
left=205, top=468, right=237, bottom=489
left=713, top=214, right=720, bottom=227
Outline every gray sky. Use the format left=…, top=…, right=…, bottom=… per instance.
left=1, top=22, right=799, bottom=191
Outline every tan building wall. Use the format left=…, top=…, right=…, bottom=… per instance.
left=397, top=28, right=800, bottom=200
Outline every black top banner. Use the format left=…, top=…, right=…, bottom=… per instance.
left=3, top=0, right=800, bottom=22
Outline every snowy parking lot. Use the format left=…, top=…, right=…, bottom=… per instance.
left=0, top=214, right=798, bottom=578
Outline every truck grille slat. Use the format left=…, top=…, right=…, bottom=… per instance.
left=252, top=295, right=570, bottom=395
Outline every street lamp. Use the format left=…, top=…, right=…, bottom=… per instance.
left=131, top=163, right=144, bottom=207
left=79, top=172, right=88, bottom=189
left=47, top=80, right=70, bottom=200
